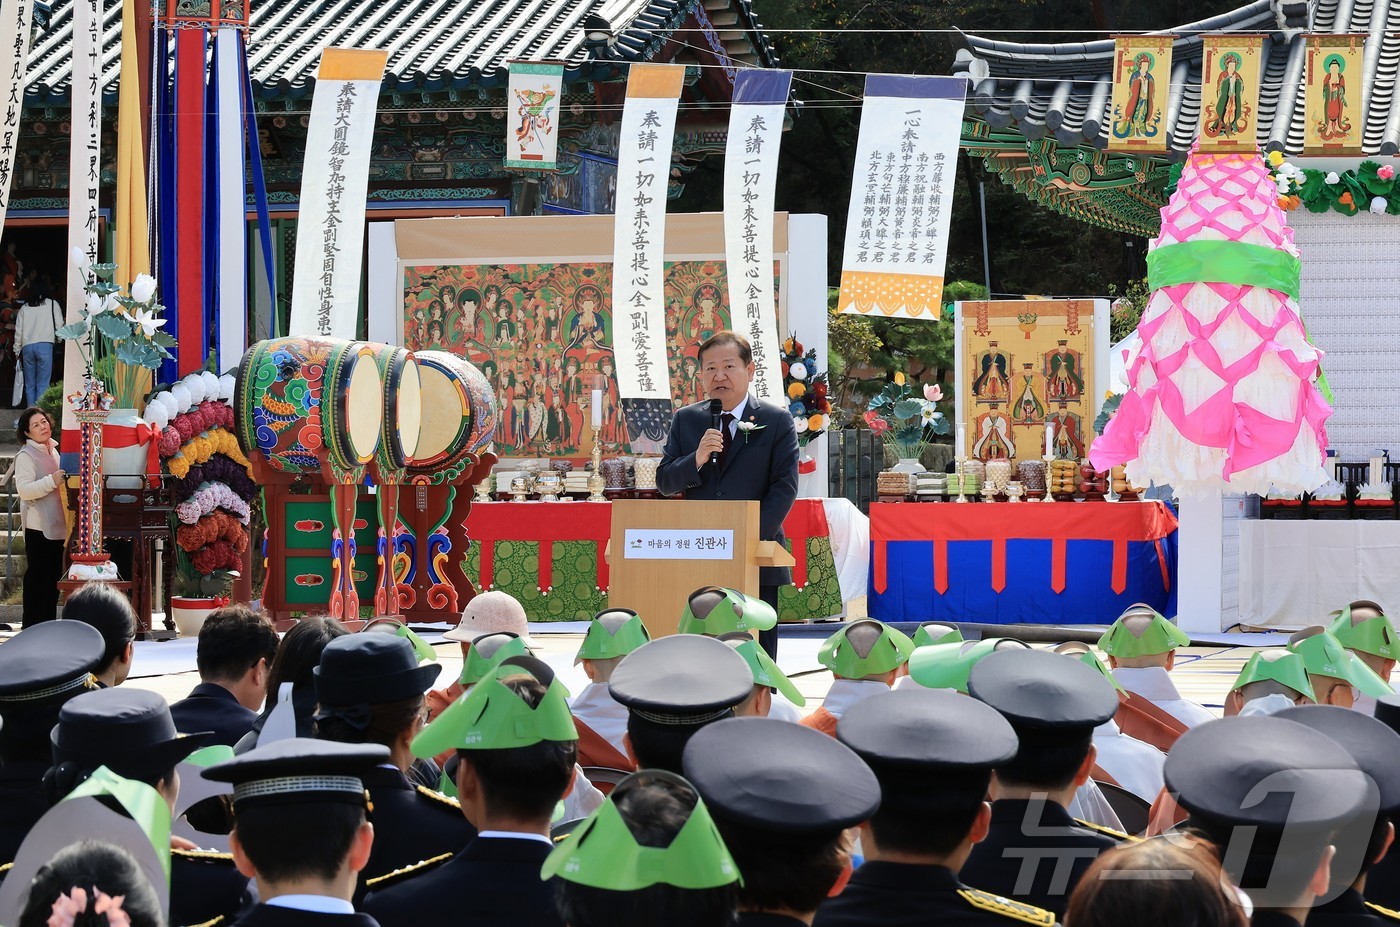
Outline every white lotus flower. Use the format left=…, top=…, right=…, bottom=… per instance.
left=71, top=247, right=90, bottom=275
left=132, top=307, right=167, bottom=338
left=130, top=273, right=157, bottom=304
left=920, top=402, right=942, bottom=424
left=1325, top=171, right=1341, bottom=185
left=1275, top=177, right=1290, bottom=195
left=789, top=362, right=808, bottom=381
left=794, top=416, right=809, bottom=433
left=1372, top=196, right=1389, bottom=215
left=85, top=293, right=107, bottom=315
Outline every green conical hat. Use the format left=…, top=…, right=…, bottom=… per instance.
left=678, top=586, right=777, bottom=636
left=1231, top=649, right=1316, bottom=701
left=1289, top=627, right=1394, bottom=698
left=1097, top=604, right=1191, bottom=658
left=541, top=770, right=741, bottom=891
left=575, top=609, right=652, bottom=664
left=819, top=620, right=914, bottom=679
left=1057, top=645, right=1127, bottom=695
left=396, top=624, right=439, bottom=663
left=720, top=634, right=806, bottom=707
left=1328, top=601, right=1397, bottom=660
left=415, top=655, right=577, bottom=756
left=912, top=623, right=964, bottom=648
left=907, top=639, right=1027, bottom=693
left=459, top=632, right=533, bottom=685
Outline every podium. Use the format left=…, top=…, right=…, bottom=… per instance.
left=608, top=500, right=796, bottom=638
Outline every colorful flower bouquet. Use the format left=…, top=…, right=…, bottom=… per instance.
left=864, top=373, right=951, bottom=462
left=781, top=334, right=832, bottom=449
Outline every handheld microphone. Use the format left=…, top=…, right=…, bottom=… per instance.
left=708, top=398, right=724, bottom=467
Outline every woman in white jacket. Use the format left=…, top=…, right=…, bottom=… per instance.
left=14, top=288, right=61, bottom=406
left=14, top=407, right=66, bottom=625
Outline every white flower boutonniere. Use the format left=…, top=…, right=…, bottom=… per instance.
left=735, top=420, right=767, bottom=443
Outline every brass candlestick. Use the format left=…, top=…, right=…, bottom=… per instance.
left=954, top=458, right=969, bottom=503
left=587, top=426, right=607, bottom=502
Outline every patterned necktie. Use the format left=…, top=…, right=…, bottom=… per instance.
left=720, top=412, right=735, bottom=458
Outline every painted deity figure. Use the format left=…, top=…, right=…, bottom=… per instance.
left=1319, top=55, right=1351, bottom=140
left=1206, top=53, right=1247, bottom=137
left=971, top=341, right=1011, bottom=404
left=1114, top=53, right=1157, bottom=139
left=1011, top=364, right=1046, bottom=426
left=1048, top=407, right=1085, bottom=460
left=1045, top=341, right=1084, bottom=401
left=513, top=86, right=557, bottom=158
left=972, top=406, right=1015, bottom=460
left=458, top=287, right=481, bottom=344
left=565, top=284, right=606, bottom=351
left=686, top=284, right=723, bottom=344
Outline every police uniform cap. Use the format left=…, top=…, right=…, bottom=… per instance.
left=314, top=633, right=441, bottom=706
left=1163, top=716, right=1369, bottom=832
left=202, top=737, right=389, bottom=808
left=51, top=688, right=213, bottom=782
left=0, top=621, right=105, bottom=706
left=610, top=635, right=753, bottom=725
left=967, top=648, right=1117, bottom=737
left=683, top=717, right=879, bottom=833
left=1376, top=694, right=1400, bottom=737
left=1276, top=705, right=1400, bottom=815
left=837, top=688, right=1018, bottom=771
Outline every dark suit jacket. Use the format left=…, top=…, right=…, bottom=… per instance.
left=958, top=799, right=1120, bottom=918
left=657, top=395, right=799, bottom=587
left=170, top=683, right=259, bottom=747
left=363, top=835, right=562, bottom=927
left=0, top=759, right=48, bottom=865
left=815, top=861, right=1057, bottom=927
left=169, top=849, right=255, bottom=927
left=229, top=903, right=380, bottom=927
left=1312, top=888, right=1400, bottom=926
left=354, top=766, right=477, bottom=904
left=1367, top=850, right=1400, bottom=909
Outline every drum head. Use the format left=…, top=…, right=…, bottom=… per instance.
left=395, top=356, right=423, bottom=465
left=413, top=361, right=469, bottom=466
left=345, top=352, right=384, bottom=465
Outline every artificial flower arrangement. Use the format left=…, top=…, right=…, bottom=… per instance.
left=781, top=334, right=833, bottom=448
left=60, top=249, right=175, bottom=408
left=863, top=372, right=951, bottom=461
left=1267, top=150, right=1400, bottom=216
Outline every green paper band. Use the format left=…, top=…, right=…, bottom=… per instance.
left=819, top=622, right=914, bottom=679
left=416, top=658, right=577, bottom=755
left=1147, top=240, right=1301, bottom=300
left=69, top=767, right=174, bottom=880
left=183, top=745, right=236, bottom=768
left=1290, top=630, right=1394, bottom=698
left=1329, top=603, right=1397, bottom=659
left=1098, top=605, right=1190, bottom=658
left=396, top=624, right=439, bottom=663
left=1233, top=650, right=1315, bottom=702
left=459, top=634, right=532, bottom=685
left=542, top=773, right=740, bottom=891
left=576, top=612, right=652, bottom=662
left=729, top=638, right=806, bottom=707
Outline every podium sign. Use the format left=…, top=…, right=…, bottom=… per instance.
left=610, top=500, right=765, bottom=638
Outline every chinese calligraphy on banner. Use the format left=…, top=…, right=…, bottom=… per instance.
left=723, top=69, right=790, bottom=403
left=838, top=75, right=966, bottom=320
left=1109, top=35, right=1173, bottom=152
left=1304, top=34, right=1365, bottom=155
left=62, top=0, right=102, bottom=442
left=0, top=0, right=33, bottom=234
left=611, top=63, right=685, bottom=441
left=505, top=61, right=564, bottom=170
left=1198, top=34, right=1264, bottom=154
left=289, top=48, right=388, bottom=339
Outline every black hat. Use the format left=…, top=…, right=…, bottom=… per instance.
left=202, top=737, right=388, bottom=809
left=610, top=636, right=753, bottom=725
left=50, top=688, right=213, bottom=784
left=1375, top=694, right=1400, bottom=737
left=314, top=633, right=441, bottom=706
left=837, top=688, right=1018, bottom=772
left=1164, top=716, right=1370, bottom=833
left=1276, top=705, right=1400, bottom=815
left=683, top=717, right=880, bottom=833
left=967, top=648, right=1117, bottom=740
left=0, top=621, right=105, bottom=709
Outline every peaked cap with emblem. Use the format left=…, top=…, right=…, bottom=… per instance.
left=0, top=621, right=105, bottom=751
left=575, top=608, right=652, bottom=664
left=202, top=737, right=388, bottom=809
left=610, top=635, right=752, bottom=725
left=1097, top=603, right=1191, bottom=658
left=1328, top=600, right=1398, bottom=660
left=1276, top=705, right=1400, bottom=815
left=968, top=648, right=1117, bottom=743
left=314, top=632, right=441, bottom=705
left=818, top=619, right=914, bottom=679
left=838, top=687, right=1018, bottom=772
left=51, top=688, right=214, bottom=784
left=677, top=586, right=776, bottom=635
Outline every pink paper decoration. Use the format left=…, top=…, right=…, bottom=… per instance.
left=1091, top=149, right=1331, bottom=495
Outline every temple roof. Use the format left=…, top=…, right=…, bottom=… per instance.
left=23, top=0, right=777, bottom=105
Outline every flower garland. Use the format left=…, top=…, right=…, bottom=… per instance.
left=176, top=482, right=252, bottom=526
left=172, top=456, right=259, bottom=504
left=158, top=401, right=236, bottom=458
left=1267, top=151, right=1400, bottom=216
left=167, top=428, right=253, bottom=480
left=780, top=334, right=832, bottom=448
left=177, top=510, right=250, bottom=556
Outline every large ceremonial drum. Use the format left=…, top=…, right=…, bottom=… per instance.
left=407, top=350, right=495, bottom=480
left=236, top=337, right=384, bottom=475
left=368, top=344, right=422, bottom=475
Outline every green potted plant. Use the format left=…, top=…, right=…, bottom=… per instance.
left=170, top=557, right=239, bottom=638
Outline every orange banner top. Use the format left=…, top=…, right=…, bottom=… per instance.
left=625, top=63, right=686, bottom=99
left=317, top=47, right=390, bottom=81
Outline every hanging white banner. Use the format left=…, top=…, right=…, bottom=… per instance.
left=215, top=27, right=246, bottom=371
left=0, top=0, right=33, bottom=234
left=723, top=69, right=790, bottom=403
left=62, top=0, right=101, bottom=444
left=504, top=61, right=563, bottom=171
left=610, top=63, right=684, bottom=401
left=838, top=75, right=967, bottom=320
left=288, top=47, right=387, bottom=339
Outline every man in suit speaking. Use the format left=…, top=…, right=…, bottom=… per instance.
left=658, top=331, right=799, bottom=658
